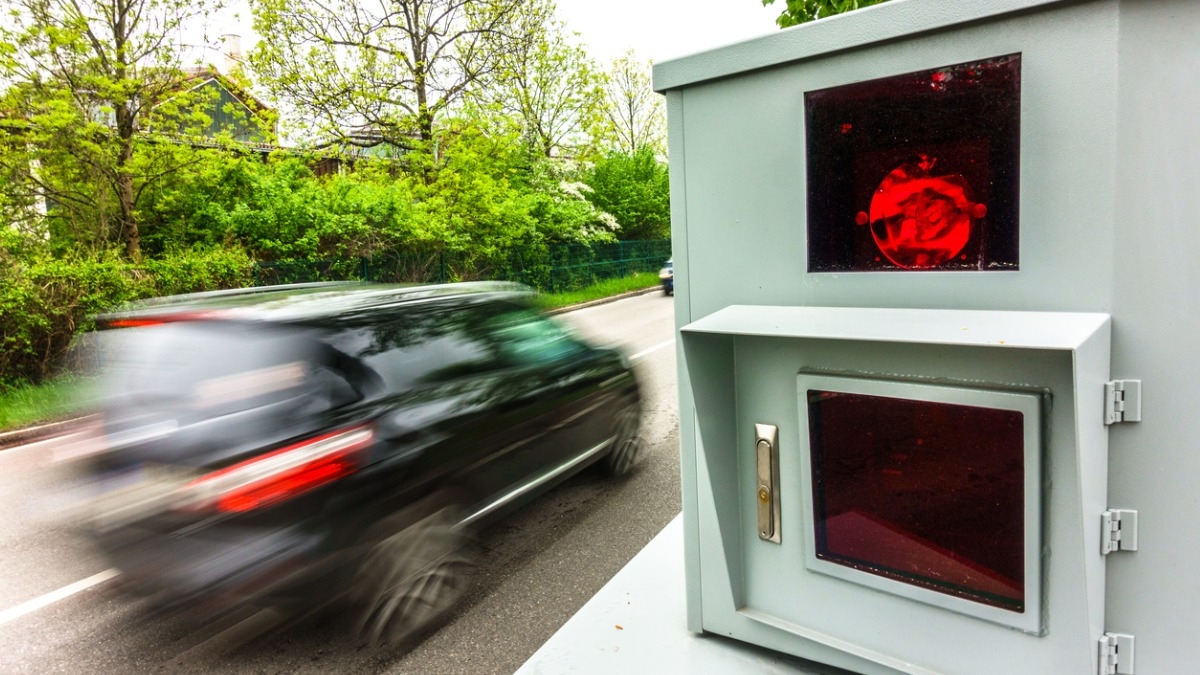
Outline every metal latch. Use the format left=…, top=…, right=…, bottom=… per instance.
left=1102, top=509, right=1139, bottom=555
left=1105, top=380, right=1142, bottom=425
left=1099, top=632, right=1135, bottom=675
left=755, top=424, right=780, bottom=543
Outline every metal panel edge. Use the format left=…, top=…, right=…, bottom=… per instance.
left=652, top=0, right=1068, bottom=92
left=682, top=305, right=1111, bottom=350
left=1072, top=315, right=1112, bottom=674
left=666, top=87, right=705, bottom=633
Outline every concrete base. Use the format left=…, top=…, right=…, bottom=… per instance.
left=516, top=515, right=851, bottom=674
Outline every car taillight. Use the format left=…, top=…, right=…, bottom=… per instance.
left=106, top=318, right=167, bottom=328
left=103, top=311, right=222, bottom=329
left=181, top=425, right=374, bottom=513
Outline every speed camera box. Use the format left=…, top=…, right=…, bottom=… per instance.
left=654, top=0, right=1198, bottom=673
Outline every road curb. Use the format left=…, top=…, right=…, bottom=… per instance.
left=0, top=416, right=95, bottom=450
left=547, top=286, right=664, bottom=315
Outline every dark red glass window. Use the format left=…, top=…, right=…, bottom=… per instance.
left=806, top=54, right=1021, bottom=271
left=807, top=390, right=1026, bottom=612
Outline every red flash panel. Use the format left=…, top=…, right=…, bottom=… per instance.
left=806, top=390, right=1026, bottom=611
left=866, top=156, right=982, bottom=268
left=806, top=55, right=1020, bottom=272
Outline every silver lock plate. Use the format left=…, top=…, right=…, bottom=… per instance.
left=755, top=423, right=780, bottom=543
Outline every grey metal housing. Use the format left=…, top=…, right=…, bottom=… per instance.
left=657, top=0, right=1197, bottom=673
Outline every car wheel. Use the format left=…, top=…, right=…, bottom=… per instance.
left=352, top=493, right=476, bottom=646
left=599, top=402, right=642, bottom=477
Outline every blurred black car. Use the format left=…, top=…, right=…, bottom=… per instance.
left=79, top=281, right=641, bottom=643
left=659, top=258, right=673, bottom=295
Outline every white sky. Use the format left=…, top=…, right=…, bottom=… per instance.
left=552, top=0, right=781, bottom=63
left=185, top=0, right=783, bottom=71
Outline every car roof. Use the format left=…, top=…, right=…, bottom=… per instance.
left=97, top=281, right=536, bottom=327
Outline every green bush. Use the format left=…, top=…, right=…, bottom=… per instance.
left=0, top=236, right=253, bottom=390
left=142, top=247, right=255, bottom=296
left=0, top=119, right=666, bottom=391
left=136, top=128, right=621, bottom=275
left=582, top=147, right=670, bottom=241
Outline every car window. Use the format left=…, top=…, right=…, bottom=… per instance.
left=326, top=301, right=586, bottom=393
left=96, top=321, right=336, bottom=417
left=328, top=300, right=514, bottom=390
left=485, top=310, right=585, bottom=366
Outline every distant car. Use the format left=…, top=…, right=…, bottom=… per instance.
left=659, top=258, right=674, bottom=295
left=78, top=281, right=642, bottom=644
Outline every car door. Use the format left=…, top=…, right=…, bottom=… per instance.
left=331, top=300, right=576, bottom=514
left=476, top=306, right=627, bottom=486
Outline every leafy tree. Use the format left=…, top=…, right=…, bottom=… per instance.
left=762, top=0, right=891, bottom=28
left=582, top=146, right=669, bottom=241
left=250, top=0, right=538, bottom=148
left=0, top=0, right=236, bottom=259
left=398, top=120, right=616, bottom=261
left=485, top=0, right=605, bottom=159
left=0, top=120, right=47, bottom=237
left=136, top=120, right=617, bottom=263
left=596, top=51, right=664, bottom=156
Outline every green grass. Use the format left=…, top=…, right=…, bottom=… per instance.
left=531, top=272, right=662, bottom=310
left=0, top=273, right=664, bottom=433
left=0, top=377, right=89, bottom=432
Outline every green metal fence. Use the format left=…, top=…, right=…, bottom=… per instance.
left=543, top=240, right=671, bottom=292
left=251, top=240, right=671, bottom=293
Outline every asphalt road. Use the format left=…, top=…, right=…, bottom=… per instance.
left=0, top=290, right=680, bottom=674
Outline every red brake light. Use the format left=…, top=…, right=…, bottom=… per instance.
left=104, top=311, right=222, bottom=329
left=182, top=425, right=374, bottom=513
left=107, top=318, right=167, bottom=328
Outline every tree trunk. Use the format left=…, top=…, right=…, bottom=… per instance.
left=115, top=110, right=140, bottom=260
left=119, top=169, right=139, bottom=260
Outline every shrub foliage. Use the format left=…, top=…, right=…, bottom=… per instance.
left=0, top=233, right=253, bottom=389
left=0, top=121, right=670, bottom=391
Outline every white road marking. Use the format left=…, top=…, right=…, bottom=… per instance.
left=630, top=339, right=675, bottom=361
left=0, top=568, right=119, bottom=627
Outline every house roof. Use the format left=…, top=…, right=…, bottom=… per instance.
left=180, top=67, right=274, bottom=122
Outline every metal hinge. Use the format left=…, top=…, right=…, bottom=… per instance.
left=1099, top=632, right=1135, bottom=675
left=1102, top=509, right=1139, bottom=555
left=1105, top=380, right=1142, bottom=425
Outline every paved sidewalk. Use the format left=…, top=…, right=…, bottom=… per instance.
left=516, top=515, right=851, bottom=675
